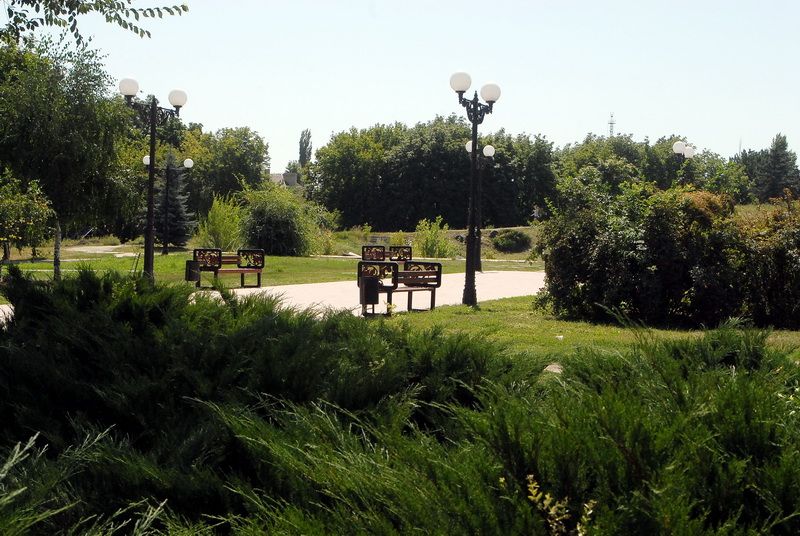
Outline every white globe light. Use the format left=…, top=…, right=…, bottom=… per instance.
left=480, top=83, right=501, bottom=103
left=483, top=145, right=496, bottom=157
left=672, top=141, right=686, bottom=154
left=465, top=140, right=473, bottom=153
left=142, top=155, right=150, bottom=166
left=183, top=158, right=194, bottom=169
left=683, top=146, right=696, bottom=159
left=119, top=78, right=139, bottom=97
left=168, top=89, right=188, bottom=108
left=450, top=72, right=472, bottom=93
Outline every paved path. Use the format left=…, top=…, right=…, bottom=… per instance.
left=0, top=271, right=546, bottom=320
left=235, top=270, right=546, bottom=315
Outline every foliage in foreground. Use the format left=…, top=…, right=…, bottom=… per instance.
left=1, top=268, right=800, bottom=533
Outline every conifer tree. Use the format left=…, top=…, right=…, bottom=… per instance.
left=154, top=156, right=195, bottom=252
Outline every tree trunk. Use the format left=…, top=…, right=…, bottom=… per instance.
left=0, top=242, right=10, bottom=277
left=53, top=218, right=62, bottom=281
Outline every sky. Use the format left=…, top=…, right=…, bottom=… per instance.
left=48, top=0, right=800, bottom=172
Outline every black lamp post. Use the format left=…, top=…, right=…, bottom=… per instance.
left=465, top=141, right=495, bottom=272
left=450, top=72, right=501, bottom=306
left=672, top=140, right=695, bottom=184
left=119, top=78, right=187, bottom=281
left=142, top=154, right=194, bottom=255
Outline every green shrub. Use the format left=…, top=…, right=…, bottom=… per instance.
left=413, top=216, right=455, bottom=258
left=241, top=185, right=318, bottom=256
left=536, top=178, right=800, bottom=328
left=195, top=194, right=243, bottom=251
left=491, top=229, right=532, bottom=253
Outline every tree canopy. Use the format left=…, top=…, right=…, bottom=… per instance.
left=1, top=0, right=188, bottom=44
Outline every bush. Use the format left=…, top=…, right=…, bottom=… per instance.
left=535, top=177, right=797, bottom=327
left=195, top=195, right=244, bottom=251
left=413, top=216, right=455, bottom=258
left=491, top=229, right=531, bottom=252
left=3, top=268, right=800, bottom=533
left=241, top=185, right=318, bottom=256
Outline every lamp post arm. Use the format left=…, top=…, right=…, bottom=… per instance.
left=459, top=91, right=493, bottom=126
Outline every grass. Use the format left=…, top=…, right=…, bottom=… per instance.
left=387, top=295, right=800, bottom=360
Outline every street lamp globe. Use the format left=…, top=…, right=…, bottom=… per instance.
left=142, top=155, right=151, bottom=166
left=480, top=83, right=501, bottom=103
left=450, top=72, right=472, bottom=93
left=483, top=145, right=496, bottom=157
left=465, top=140, right=473, bottom=153
left=672, top=141, right=686, bottom=155
left=119, top=78, right=139, bottom=97
left=183, top=158, right=194, bottom=169
left=683, top=146, right=695, bottom=159
left=168, top=89, right=188, bottom=109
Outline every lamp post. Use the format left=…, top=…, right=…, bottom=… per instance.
left=450, top=72, right=501, bottom=306
left=119, top=78, right=187, bottom=281
left=672, top=140, right=695, bottom=184
left=142, top=154, right=194, bottom=255
left=464, top=141, right=495, bottom=272
left=672, top=140, right=695, bottom=161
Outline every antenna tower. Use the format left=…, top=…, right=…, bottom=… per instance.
left=608, top=113, right=616, bottom=137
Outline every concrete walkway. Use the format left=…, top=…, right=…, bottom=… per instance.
left=0, top=271, right=546, bottom=321
left=235, top=270, right=546, bottom=315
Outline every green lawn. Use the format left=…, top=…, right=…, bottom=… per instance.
left=386, top=295, right=800, bottom=360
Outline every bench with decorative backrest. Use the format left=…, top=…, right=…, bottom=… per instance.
left=193, top=248, right=265, bottom=288
left=357, top=259, right=441, bottom=316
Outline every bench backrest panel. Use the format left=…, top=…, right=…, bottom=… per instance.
left=357, top=261, right=398, bottom=289
left=194, top=248, right=222, bottom=270
left=362, top=245, right=385, bottom=261
left=388, top=246, right=412, bottom=261
left=237, top=249, right=265, bottom=268
left=402, top=261, right=442, bottom=287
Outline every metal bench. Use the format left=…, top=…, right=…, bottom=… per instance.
left=192, top=248, right=265, bottom=288
left=357, top=260, right=441, bottom=316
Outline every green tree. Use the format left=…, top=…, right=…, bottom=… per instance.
left=1, top=0, right=188, bottom=44
left=309, top=123, right=404, bottom=229
left=0, top=40, right=129, bottom=279
left=299, top=128, right=312, bottom=168
left=182, top=126, right=270, bottom=215
left=692, top=151, right=753, bottom=203
left=0, top=170, right=52, bottom=267
left=756, top=134, right=800, bottom=201
left=154, top=155, right=195, bottom=251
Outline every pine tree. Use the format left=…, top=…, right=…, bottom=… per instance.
left=154, top=157, right=195, bottom=252
left=757, top=134, right=800, bottom=201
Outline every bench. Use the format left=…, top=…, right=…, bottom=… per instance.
left=357, top=260, right=441, bottom=316
left=193, top=248, right=265, bottom=288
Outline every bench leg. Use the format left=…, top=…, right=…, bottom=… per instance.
left=408, top=292, right=413, bottom=312
left=430, top=289, right=436, bottom=310
left=257, top=272, right=261, bottom=287
left=387, top=291, right=393, bottom=316
left=241, top=273, right=245, bottom=287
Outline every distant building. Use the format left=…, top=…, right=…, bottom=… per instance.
left=269, top=173, right=299, bottom=187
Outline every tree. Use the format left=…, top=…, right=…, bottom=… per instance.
left=0, top=40, right=130, bottom=279
left=1, top=0, right=188, bottom=44
left=299, top=128, right=312, bottom=168
left=0, top=170, right=52, bottom=268
left=181, top=126, right=270, bottom=215
left=154, top=156, right=195, bottom=251
left=756, top=134, right=800, bottom=201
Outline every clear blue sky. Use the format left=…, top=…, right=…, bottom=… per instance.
left=66, top=0, right=800, bottom=172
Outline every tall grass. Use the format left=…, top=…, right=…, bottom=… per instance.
left=2, top=267, right=800, bottom=533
